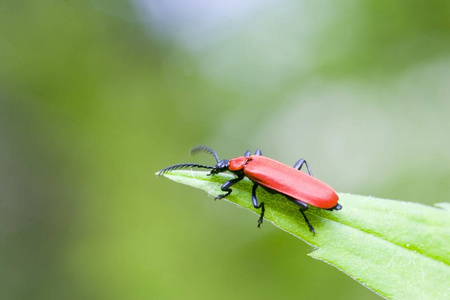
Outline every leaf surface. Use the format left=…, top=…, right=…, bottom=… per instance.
left=160, top=170, right=450, bottom=300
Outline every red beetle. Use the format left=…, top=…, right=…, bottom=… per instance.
left=158, top=146, right=341, bottom=234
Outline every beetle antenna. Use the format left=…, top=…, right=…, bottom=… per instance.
left=157, top=163, right=214, bottom=177
left=190, top=146, right=220, bottom=163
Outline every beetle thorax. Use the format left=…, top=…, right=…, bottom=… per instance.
left=228, top=156, right=249, bottom=171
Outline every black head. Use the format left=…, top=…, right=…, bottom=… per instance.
left=190, top=146, right=230, bottom=175
left=210, top=159, right=229, bottom=175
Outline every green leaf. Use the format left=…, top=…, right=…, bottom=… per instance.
left=159, top=170, right=450, bottom=300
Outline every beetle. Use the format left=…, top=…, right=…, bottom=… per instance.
left=158, top=146, right=341, bottom=234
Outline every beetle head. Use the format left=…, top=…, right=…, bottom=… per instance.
left=210, top=159, right=229, bottom=175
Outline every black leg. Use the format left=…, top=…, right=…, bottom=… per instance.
left=215, top=175, right=244, bottom=200
left=300, top=211, right=316, bottom=235
left=244, top=150, right=251, bottom=157
left=293, top=159, right=313, bottom=176
left=289, top=197, right=316, bottom=234
left=254, top=149, right=262, bottom=156
left=251, top=183, right=265, bottom=227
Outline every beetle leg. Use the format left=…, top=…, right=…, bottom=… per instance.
left=215, top=175, right=244, bottom=200
left=300, top=210, right=315, bottom=235
left=293, top=159, right=313, bottom=176
left=254, top=149, right=262, bottom=156
left=244, top=150, right=251, bottom=157
left=289, top=197, right=316, bottom=234
left=251, top=183, right=265, bottom=228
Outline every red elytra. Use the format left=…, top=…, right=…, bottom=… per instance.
left=158, top=146, right=342, bottom=234
left=229, top=155, right=339, bottom=210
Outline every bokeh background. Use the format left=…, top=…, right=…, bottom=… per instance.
left=1, top=1, right=449, bottom=299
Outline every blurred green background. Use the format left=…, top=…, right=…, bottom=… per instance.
left=1, top=0, right=449, bottom=299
